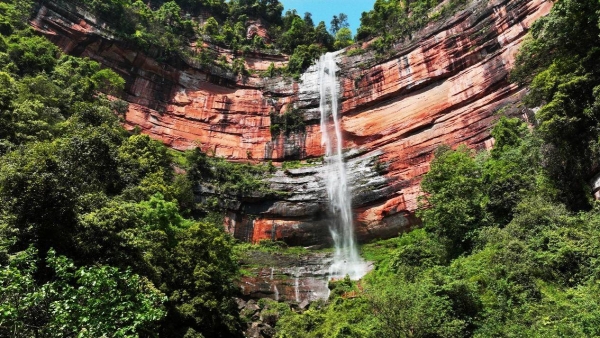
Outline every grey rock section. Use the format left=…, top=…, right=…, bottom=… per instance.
left=238, top=252, right=333, bottom=303
left=197, top=144, right=405, bottom=246
left=266, top=149, right=387, bottom=219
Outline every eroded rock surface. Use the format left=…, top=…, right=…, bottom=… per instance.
left=30, top=0, right=552, bottom=245
left=238, top=251, right=332, bottom=303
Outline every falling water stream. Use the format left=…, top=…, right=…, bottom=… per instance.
left=294, top=268, right=300, bottom=302
left=318, top=52, right=369, bottom=280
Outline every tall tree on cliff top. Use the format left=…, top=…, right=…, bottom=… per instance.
left=330, top=12, right=349, bottom=34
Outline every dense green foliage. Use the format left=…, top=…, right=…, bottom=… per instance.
left=274, top=1, right=600, bottom=336
left=67, top=0, right=352, bottom=76
left=72, top=0, right=473, bottom=75
left=0, top=2, right=244, bottom=336
left=510, top=0, right=600, bottom=210
left=63, top=0, right=476, bottom=77
left=1, top=248, right=166, bottom=337
left=356, top=0, right=468, bottom=58
left=56, top=0, right=481, bottom=79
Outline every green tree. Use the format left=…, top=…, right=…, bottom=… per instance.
left=51, top=56, right=101, bottom=105
left=313, top=21, right=333, bottom=49
left=334, top=27, right=353, bottom=50
left=483, top=117, right=543, bottom=225
left=287, top=44, right=325, bottom=77
left=204, top=16, right=219, bottom=36
left=281, top=16, right=309, bottom=53
left=0, top=0, right=33, bottom=33
left=329, top=13, right=348, bottom=35
left=418, top=145, right=487, bottom=256
left=0, top=247, right=166, bottom=337
left=92, top=68, right=125, bottom=96
left=389, top=229, right=447, bottom=280
left=7, top=33, right=58, bottom=76
left=9, top=99, right=61, bottom=144
left=368, top=279, right=466, bottom=338
left=0, top=71, right=17, bottom=152
left=118, top=134, right=173, bottom=187
left=155, top=1, right=183, bottom=27
left=162, top=222, right=242, bottom=337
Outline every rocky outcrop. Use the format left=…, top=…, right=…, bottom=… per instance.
left=246, top=20, right=270, bottom=43
left=238, top=251, right=333, bottom=303
left=30, top=0, right=552, bottom=245
left=236, top=249, right=371, bottom=337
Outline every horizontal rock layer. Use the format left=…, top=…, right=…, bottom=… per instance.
left=238, top=251, right=333, bottom=303
left=31, top=0, right=552, bottom=245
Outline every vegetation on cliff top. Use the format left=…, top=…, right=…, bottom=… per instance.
left=57, top=0, right=469, bottom=77
left=357, top=0, right=469, bottom=40
left=59, top=0, right=353, bottom=77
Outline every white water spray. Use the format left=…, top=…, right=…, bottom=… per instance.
left=318, top=52, right=368, bottom=280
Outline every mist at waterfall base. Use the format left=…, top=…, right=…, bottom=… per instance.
left=318, top=52, right=369, bottom=281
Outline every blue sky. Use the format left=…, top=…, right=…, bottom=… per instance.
left=280, top=0, right=374, bottom=35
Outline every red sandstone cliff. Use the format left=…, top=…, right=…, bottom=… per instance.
left=30, top=0, right=552, bottom=245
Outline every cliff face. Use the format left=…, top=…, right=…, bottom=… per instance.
left=30, top=0, right=552, bottom=245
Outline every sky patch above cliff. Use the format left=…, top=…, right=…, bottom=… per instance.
left=280, top=0, right=373, bottom=34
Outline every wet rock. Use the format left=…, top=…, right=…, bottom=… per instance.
left=238, top=252, right=333, bottom=303
left=246, top=322, right=275, bottom=338
left=261, top=324, right=276, bottom=338
left=236, top=297, right=247, bottom=310
left=260, top=311, right=279, bottom=327
left=298, top=299, right=310, bottom=310
left=246, top=299, right=260, bottom=312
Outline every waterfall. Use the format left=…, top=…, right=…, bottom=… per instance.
left=318, top=52, right=368, bottom=280
left=294, top=268, right=300, bottom=302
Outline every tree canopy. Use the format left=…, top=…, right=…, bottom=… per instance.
left=0, top=1, right=243, bottom=336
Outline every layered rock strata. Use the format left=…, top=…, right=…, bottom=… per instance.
left=238, top=251, right=333, bottom=303
left=237, top=250, right=373, bottom=303
left=30, top=0, right=552, bottom=245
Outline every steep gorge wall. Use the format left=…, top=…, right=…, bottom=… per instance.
left=30, top=0, right=552, bottom=245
